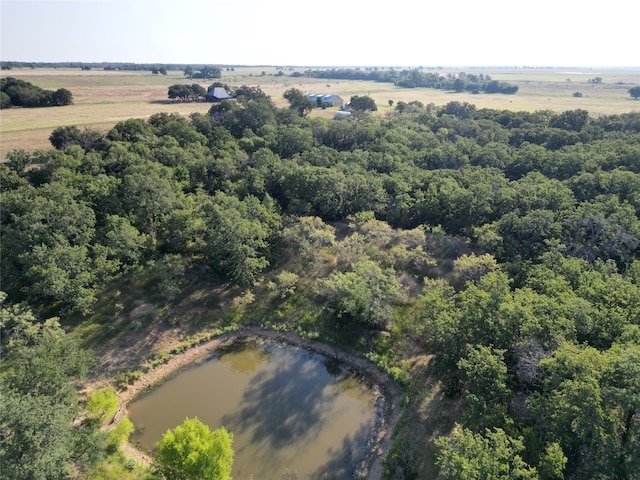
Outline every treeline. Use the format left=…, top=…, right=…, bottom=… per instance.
left=1, top=77, right=73, bottom=108
left=0, top=61, right=234, bottom=71
left=1, top=90, right=640, bottom=478
left=303, top=68, right=519, bottom=94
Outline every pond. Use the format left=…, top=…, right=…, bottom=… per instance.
left=127, top=341, right=378, bottom=479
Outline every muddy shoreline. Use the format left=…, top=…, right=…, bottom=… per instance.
left=114, top=326, right=402, bottom=479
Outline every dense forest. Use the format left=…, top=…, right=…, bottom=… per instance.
left=1, top=87, right=639, bottom=479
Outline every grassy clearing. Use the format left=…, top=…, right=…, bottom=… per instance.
left=2, top=66, right=639, bottom=158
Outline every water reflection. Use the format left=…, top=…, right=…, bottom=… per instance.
left=217, top=341, right=272, bottom=375
left=128, top=342, right=376, bottom=480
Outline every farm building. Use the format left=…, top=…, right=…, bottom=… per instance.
left=306, top=93, right=344, bottom=108
left=205, top=87, right=234, bottom=102
left=334, top=110, right=351, bottom=119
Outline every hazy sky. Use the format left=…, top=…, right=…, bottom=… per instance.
left=1, top=0, right=638, bottom=67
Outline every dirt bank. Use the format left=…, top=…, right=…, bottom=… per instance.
left=113, top=326, right=402, bottom=479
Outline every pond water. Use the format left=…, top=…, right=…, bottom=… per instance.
left=128, top=341, right=377, bottom=480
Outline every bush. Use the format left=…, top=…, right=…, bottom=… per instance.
left=86, top=387, right=118, bottom=425
left=107, top=418, right=135, bottom=452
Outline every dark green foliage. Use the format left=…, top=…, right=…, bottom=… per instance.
left=0, top=77, right=73, bottom=107
left=283, top=88, right=316, bottom=116
left=0, top=298, right=102, bottom=479
left=349, top=95, right=377, bottom=112
left=168, top=84, right=207, bottom=102
left=1, top=389, right=77, bottom=480
left=1, top=90, right=12, bottom=108
left=2, top=93, right=640, bottom=479
left=51, top=87, right=73, bottom=106
left=204, top=192, right=281, bottom=286
left=49, top=125, right=103, bottom=151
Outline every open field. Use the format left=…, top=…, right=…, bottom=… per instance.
left=2, top=66, right=639, bottom=158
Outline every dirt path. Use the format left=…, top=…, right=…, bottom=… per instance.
left=113, top=326, right=403, bottom=479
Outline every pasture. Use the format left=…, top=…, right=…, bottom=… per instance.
left=2, top=66, right=639, bottom=158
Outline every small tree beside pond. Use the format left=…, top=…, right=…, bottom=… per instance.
left=156, top=417, right=234, bottom=480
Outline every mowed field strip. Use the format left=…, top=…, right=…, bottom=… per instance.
left=2, top=66, right=639, bottom=157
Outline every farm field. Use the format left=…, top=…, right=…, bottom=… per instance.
left=1, top=66, right=639, bottom=158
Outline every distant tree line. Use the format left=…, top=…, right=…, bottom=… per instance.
left=303, top=68, right=519, bottom=94
left=1, top=77, right=73, bottom=108
left=0, top=62, right=234, bottom=72
left=183, top=65, right=222, bottom=79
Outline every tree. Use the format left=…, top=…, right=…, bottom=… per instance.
left=318, top=259, right=405, bottom=328
left=156, top=418, right=234, bottom=480
left=51, top=87, right=73, bottom=106
left=282, top=216, right=336, bottom=261
left=441, top=101, right=476, bottom=119
left=168, top=84, right=196, bottom=102
left=1, top=76, right=71, bottom=107
left=1, top=91, right=11, bottom=108
left=458, top=345, right=512, bottom=431
left=189, top=83, right=206, bottom=101
left=1, top=389, right=77, bottom=480
left=349, top=95, right=377, bottom=112
left=283, top=88, right=316, bottom=116
left=204, top=192, right=281, bottom=286
left=269, top=125, right=313, bottom=158
left=549, top=109, right=589, bottom=132
left=120, top=163, right=185, bottom=243
left=0, top=296, right=101, bottom=479
left=183, top=65, right=194, bottom=78
left=629, top=87, right=640, bottom=100
left=453, top=253, right=499, bottom=284
left=100, top=214, right=149, bottom=266
left=49, top=125, right=103, bottom=151
left=197, top=65, right=222, bottom=79
left=4, top=149, right=31, bottom=174
left=232, top=85, right=270, bottom=104
left=86, top=387, right=119, bottom=426
left=435, top=426, right=538, bottom=480
left=528, top=342, right=640, bottom=479
left=224, top=97, right=277, bottom=137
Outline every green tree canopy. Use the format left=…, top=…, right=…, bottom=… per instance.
left=283, top=88, right=316, bottom=116
left=349, top=95, right=377, bottom=112
left=156, top=418, right=234, bottom=480
left=436, top=426, right=539, bottom=480
left=0, top=295, right=101, bottom=479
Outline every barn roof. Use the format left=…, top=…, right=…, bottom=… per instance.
left=206, top=87, right=233, bottom=99
left=306, top=93, right=342, bottom=102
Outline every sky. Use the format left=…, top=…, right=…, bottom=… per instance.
left=1, top=0, right=638, bottom=67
